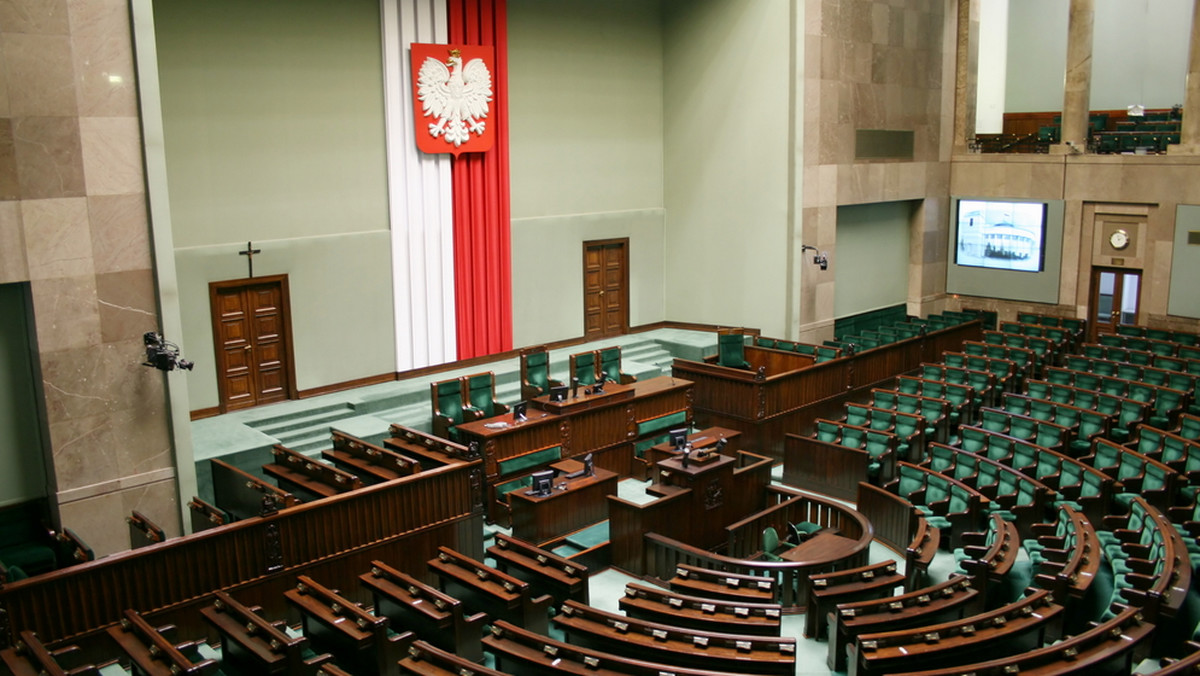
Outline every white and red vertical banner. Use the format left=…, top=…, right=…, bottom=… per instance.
left=411, top=43, right=496, bottom=156
left=445, top=0, right=512, bottom=360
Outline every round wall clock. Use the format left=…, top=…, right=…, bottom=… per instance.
left=1109, top=228, right=1130, bottom=250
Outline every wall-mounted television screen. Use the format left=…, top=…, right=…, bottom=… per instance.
left=954, top=199, right=1047, bottom=272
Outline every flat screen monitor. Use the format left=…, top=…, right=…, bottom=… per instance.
left=954, top=199, right=1047, bottom=273
left=549, top=385, right=569, bottom=402
left=583, top=452, right=594, bottom=477
left=668, top=427, right=689, bottom=450
left=512, top=401, right=527, bottom=422
left=526, top=469, right=556, bottom=497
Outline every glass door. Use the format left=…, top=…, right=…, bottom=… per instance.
left=1089, top=268, right=1141, bottom=341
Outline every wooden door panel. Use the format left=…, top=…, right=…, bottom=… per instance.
left=583, top=239, right=628, bottom=340
left=211, top=275, right=295, bottom=414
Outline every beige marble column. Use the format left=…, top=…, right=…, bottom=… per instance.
left=1170, top=0, right=1200, bottom=153
left=0, top=0, right=181, bottom=557
left=953, top=0, right=980, bottom=154
left=1054, top=0, right=1094, bottom=154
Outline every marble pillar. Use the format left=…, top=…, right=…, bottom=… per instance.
left=0, top=0, right=180, bottom=557
left=1055, top=0, right=1094, bottom=154
left=952, top=0, right=979, bottom=154
left=1169, top=0, right=1200, bottom=154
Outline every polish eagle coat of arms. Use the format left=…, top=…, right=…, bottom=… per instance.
left=412, top=45, right=494, bottom=155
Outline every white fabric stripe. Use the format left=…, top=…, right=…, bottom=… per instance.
left=382, top=0, right=456, bottom=371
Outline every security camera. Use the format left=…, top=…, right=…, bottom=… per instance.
left=815, top=252, right=829, bottom=271
left=143, top=332, right=194, bottom=372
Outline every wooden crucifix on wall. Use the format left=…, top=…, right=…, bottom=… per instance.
left=239, top=241, right=262, bottom=278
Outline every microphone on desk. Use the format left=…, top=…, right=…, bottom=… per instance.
left=571, top=377, right=580, bottom=399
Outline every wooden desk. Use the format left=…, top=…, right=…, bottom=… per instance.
left=533, top=382, right=634, bottom=413
left=642, top=426, right=741, bottom=473
left=780, top=531, right=859, bottom=563
left=456, top=375, right=693, bottom=522
left=508, top=466, right=618, bottom=544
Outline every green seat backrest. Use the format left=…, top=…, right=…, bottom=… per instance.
left=816, top=421, right=841, bottom=443
left=929, top=446, right=955, bottom=473
left=1056, top=405, right=1082, bottom=429
left=1034, top=424, right=1062, bottom=449
left=1029, top=399, right=1055, bottom=422
left=599, top=346, right=623, bottom=382
left=1073, top=388, right=1097, bottom=410
left=574, top=351, right=598, bottom=385
left=920, top=399, right=946, bottom=423
left=896, top=394, right=921, bottom=415
left=1035, top=452, right=1060, bottom=480
left=924, top=476, right=949, bottom=505
left=1135, top=429, right=1165, bottom=457
left=1119, top=400, right=1147, bottom=428
left=872, top=391, right=898, bottom=411
left=1094, top=439, right=1123, bottom=471
left=1009, top=415, right=1036, bottom=440
left=898, top=465, right=925, bottom=498
left=794, top=343, right=815, bottom=355
left=1142, top=463, right=1171, bottom=491
left=1011, top=442, right=1037, bottom=468
left=897, top=377, right=920, bottom=395
left=894, top=415, right=918, bottom=438
left=1080, top=413, right=1104, bottom=439
left=845, top=404, right=870, bottom=427
left=756, top=337, right=776, bottom=348
left=467, top=373, right=499, bottom=416
left=436, top=379, right=466, bottom=425
left=1059, top=461, right=1082, bottom=490
left=1181, top=415, right=1200, bottom=440
left=1116, top=454, right=1145, bottom=482
left=496, top=445, right=563, bottom=476
left=1026, top=381, right=1051, bottom=401
left=868, top=412, right=892, bottom=432
left=718, top=333, right=749, bottom=369
left=865, top=432, right=892, bottom=458
left=524, top=350, right=552, bottom=393
left=841, top=427, right=865, bottom=450
left=921, top=365, right=944, bottom=381
left=944, top=353, right=965, bottom=368
left=985, top=436, right=1013, bottom=463
left=980, top=409, right=1008, bottom=433
left=959, top=427, right=987, bottom=454
left=976, top=462, right=1000, bottom=489
left=947, top=485, right=969, bottom=514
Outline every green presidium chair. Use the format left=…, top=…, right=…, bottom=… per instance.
left=570, top=350, right=599, bottom=387
left=430, top=376, right=470, bottom=441
left=465, top=371, right=509, bottom=420
left=717, top=330, right=751, bottom=369
left=598, top=345, right=635, bottom=384
left=519, top=345, right=562, bottom=400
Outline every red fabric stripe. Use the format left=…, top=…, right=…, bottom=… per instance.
left=448, top=0, right=512, bottom=358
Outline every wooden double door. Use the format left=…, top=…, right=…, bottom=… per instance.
left=1087, top=267, right=1142, bottom=342
left=583, top=239, right=629, bottom=340
left=210, top=275, right=297, bottom=413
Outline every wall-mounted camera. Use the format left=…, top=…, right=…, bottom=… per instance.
left=143, top=332, right=194, bottom=372
left=801, top=245, right=830, bottom=271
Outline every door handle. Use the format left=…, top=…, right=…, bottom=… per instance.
left=598, top=290, right=605, bottom=296
left=244, top=345, right=252, bottom=351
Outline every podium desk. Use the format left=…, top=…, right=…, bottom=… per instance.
left=508, top=465, right=618, bottom=544
left=455, top=376, right=693, bottom=523
left=643, top=426, right=741, bottom=474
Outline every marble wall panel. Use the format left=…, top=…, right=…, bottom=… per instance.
left=88, top=193, right=150, bottom=274
left=95, top=268, right=156, bottom=343
left=0, top=200, right=28, bottom=282
left=55, top=488, right=124, bottom=556
left=21, top=196, right=92, bottom=279
left=0, top=0, right=71, bottom=34
left=3, top=33, right=77, bottom=116
left=12, top=115, right=85, bottom=199
left=48, top=410, right=121, bottom=492
left=79, top=116, right=143, bottom=195
left=67, top=0, right=138, bottom=117
left=121, top=477, right=180, bottom=540
left=28, top=273, right=100, bottom=352
left=0, top=118, right=17, bottom=199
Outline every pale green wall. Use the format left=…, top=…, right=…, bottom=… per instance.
left=154, top=0, right=396, bottom=410
left=661, top=0, right=792, bottom=337
left=0, top=284, right=48, bottom=508
left=834, top=203, right=913, bottom=318
left=508, top=0, right=667, bottom=347
left=154, top=0, right=389, bottom=246
left=1005, top=0, right=1191, bottom=113
left=1169, top=205, right=1200, bottom=319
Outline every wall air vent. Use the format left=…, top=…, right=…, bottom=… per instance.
left=855, top=130, right=915, bottom=160
left=1189, top=231, right=1200, bottom=245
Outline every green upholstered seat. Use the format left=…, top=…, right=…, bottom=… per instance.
left=571, top=350, right=598, bottom=386
left=717, top=333, right=751, bottom=369
left=844, top=404, right=870, bottom=428
left=599, top=346, right=634, bottom=384
left=431, top=377, right=468, bottom=440
left=466, top=372, right=508, bottom=419
left=638, top=410, right=688, bottom=438
left=565, top=521, right=609, bottom=550
left=497, top=445, right=563, bottom=476
left=520, top=347, right=561, bottom=399
left=761, top=527, right=783, bottom=562
left=495, top=475, right=534, bottom=501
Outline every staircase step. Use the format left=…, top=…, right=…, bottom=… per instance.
left=250, top=409, right=354, bottom=437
